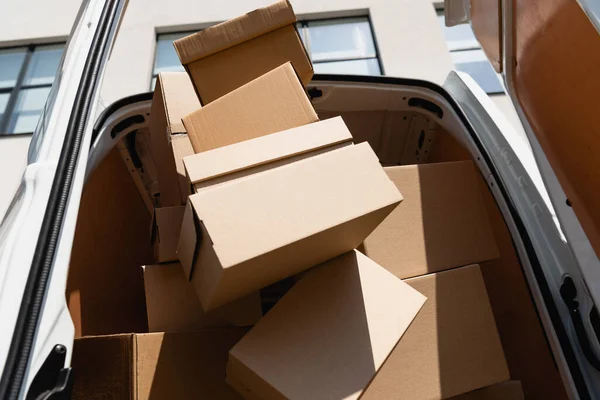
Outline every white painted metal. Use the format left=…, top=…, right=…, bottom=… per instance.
left=0, top=0, right=124, bottom=397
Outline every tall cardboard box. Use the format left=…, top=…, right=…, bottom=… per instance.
left=182, top=62, right=318, bottom=154
left=174, top=0, right=312, bottom=104
left=184, top=117, right=353, bottom=191
left=361, top=161, right=499, bottom=279
left=361, top=265, right=509, bottom=400
left=148, top=72, right=198, bottom=206
left=142, top=263, right=262, bottom=331
left=177, top=143, right=402, bottom=311
left=226, top=250, right=427, bottom=400
left=71, top=329, right=245, bottom=400
left=151, top=205, right=185, bottom=263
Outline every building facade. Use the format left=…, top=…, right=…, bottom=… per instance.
left=0, top=0, right=524, bottom=218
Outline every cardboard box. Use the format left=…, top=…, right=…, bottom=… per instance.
left=151, top=206, right=185, bottom=263
left=226, top=250, right=427, bottom=400
left=184, top=117, right=353, bottom=191
left=177, top=142, right=402, bottom=311
left=173, top=0, right=312, bottom=104
left=361, top=265, right=509, bottom=400
left=182, top=62, right=318, bottom=154
left=361, top=161, right=499, bottom=279
left=71, top=329, right=246, bottom=400
left=148, top=72, right=198, bottom=206
left=449, top=381, right=524, bottom=400
left=142, top=263, right=262, bottom=331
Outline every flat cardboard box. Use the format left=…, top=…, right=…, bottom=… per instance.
left=449, top=381, right=524, bottom=400
left=142, top=263, right=262, bottom=331
left=173, top=0, right=312, bottom=104
left=148, top=72, right=198, bottom=206
left=361, top=265, right=509, bottom=400
left=361, top=161, right=499, bottom=279
left=151, top=206, right=185, bottom=263
left=184, top=117, right=353, bottom=191
left=71, top=329, right=246, bottom=400
left=182, top=62, right=318, bottom=154
left=227, top=250, right=427, bottom=400
left=177, top=142, right=402, bottom=311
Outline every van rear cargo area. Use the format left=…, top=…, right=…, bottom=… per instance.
left=66, top=91, right=568, bottom=399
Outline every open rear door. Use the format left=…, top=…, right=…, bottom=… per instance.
left=445, top=0, right=600, bottom=398
left=0, top=0, right=127, bottom=399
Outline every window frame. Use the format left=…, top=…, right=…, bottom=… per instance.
left=0, top=42, right=65, bottom=136
left=150, top=14, right=384, bottom=88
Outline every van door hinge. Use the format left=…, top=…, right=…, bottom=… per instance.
left=25, top=345, right=73, bottom=400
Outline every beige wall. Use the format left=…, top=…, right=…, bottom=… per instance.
left=0, top=135, right=31, bottom=219
left=0, top=0, right=525, bottom=220
left=100, top=0, right=453, bottom=104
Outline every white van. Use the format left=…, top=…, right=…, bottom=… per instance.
left=1, top=0, right=600, bottom=398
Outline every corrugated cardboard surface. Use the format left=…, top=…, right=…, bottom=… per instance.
left=151, top=206, right=185, bottom=263
left=361, top=161, right=499, bottom=279
left=72, top=329, right=246, bottom=400
left=184, top=117, right=352, bottom=186
left=142, top=263, right=262, bottom=331
left=362, top=265, right=509, bottom=400
left=174, top=1, right=311, bottom=104
left=227, top=250, right=426, bottom=400
left=182, top=62, right=317, bottom=153
left=178, top=143, right=402, bottom=310
left=427, top=131, right=569, bottom=399
left=148, top=72, right=200, bottom=206
left=449, top=381, right=524, bottom=400
left=67, top=149, right=152, bottom=337
left=174, top=0, right=295, bottom=63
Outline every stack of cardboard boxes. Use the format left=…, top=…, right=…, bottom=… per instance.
left=72, top=1, right=525, bottom=399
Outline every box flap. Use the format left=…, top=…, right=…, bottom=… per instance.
left=177, top=202, right=201, bottom=280
left=227, top=250, right=426, bottom=400
left=174, top=0, right=296, bottom=65
left=182, top=62, right=318, bottom=153
left=142, top=263, right=262, bottom=331
left=362, top=264, right=509, bottom=400
left=184, top=117, right=352, bottom=185
left=361, top=160, right=499, bottom=279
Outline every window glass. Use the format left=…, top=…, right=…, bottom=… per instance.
left=0, top=92, right=9, bottom=123
left=437, top=10, right=503, bottom=94
left=451, top=49, right=504, bottom=93
left=7, top=86, right=51, bottom=134
left=306, top=18, right=376, bottom=62
left=0, top=44, right=64, bottom=135
left=314, top=59, right=381, bottom=75
left=153, top=32, right=189, bottom=75
left=436, top=14, right=479, bottom=51
left=23, top=44, right=63, bottom=86
left=0, top=48, right=27, bottom=89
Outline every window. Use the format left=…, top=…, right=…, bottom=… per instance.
left=151, top=16, right=382, bottom=88
left=0, top=44, right=64, bottom=135
left=151, top=32, right=190, bottom=89
left=436, top=12, right=504, bottom=94
left=298, top=17, right=381, bottom=76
